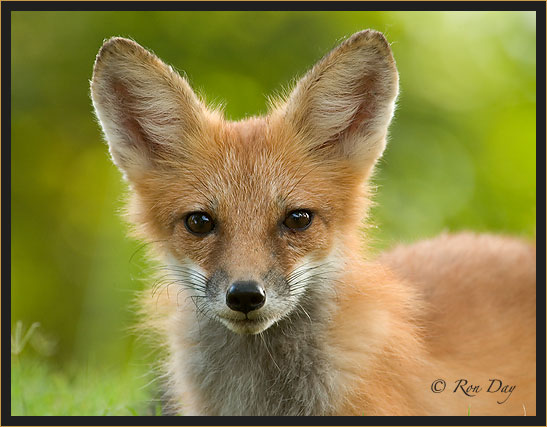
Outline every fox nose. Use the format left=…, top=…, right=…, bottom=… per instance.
left=226, top=281, right=266, bottom=314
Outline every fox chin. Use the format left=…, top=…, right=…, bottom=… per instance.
left=90, top=30, right=536, bottom=416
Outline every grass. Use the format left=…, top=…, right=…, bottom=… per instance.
left=11, top=356, right=159, bottom=416
left=11, top=321, right=161, bottom=416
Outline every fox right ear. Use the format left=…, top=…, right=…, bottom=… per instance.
left=276, top=30, right=399, bottom=177
left=90, top=37, right=205, bottom=181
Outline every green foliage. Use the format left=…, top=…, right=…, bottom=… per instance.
left=11, top=11, right=536, bottom=415
left=11, top=320, right=157, bottom=415
left=11, top=321, right=41, bottom=356
left=11, top=355, right=155, bottom=416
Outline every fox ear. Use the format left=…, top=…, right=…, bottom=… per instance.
left=90, top=37, right=205, bottom=181
left=279, top=30, right=399, bottom=175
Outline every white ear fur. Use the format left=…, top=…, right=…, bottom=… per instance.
left=279, top=30, right=399, bottom=171
left=90, top=37, right=205, bottom=180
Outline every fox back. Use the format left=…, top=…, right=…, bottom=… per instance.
left=90, top=31, right=536, bottom=416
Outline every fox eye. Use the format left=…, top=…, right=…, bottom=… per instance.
left=185, top=212, right=214, bottom=235
left=283, top=210, right=313, bottom=231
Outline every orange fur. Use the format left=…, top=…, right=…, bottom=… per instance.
left=91, top=31, right=536, bottom=416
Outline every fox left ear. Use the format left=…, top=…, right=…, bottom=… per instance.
left=278, top=30, right=399, bottom=176
left=90, top=37, right=207, bottom=182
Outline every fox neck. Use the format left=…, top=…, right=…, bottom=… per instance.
left=173, top=276, right=340, bottom=416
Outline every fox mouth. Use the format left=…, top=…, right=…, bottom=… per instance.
left=218, top=315, right=275, bottom=335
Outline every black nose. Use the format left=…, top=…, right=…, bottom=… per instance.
left=226, top=281, right=266, bottom=314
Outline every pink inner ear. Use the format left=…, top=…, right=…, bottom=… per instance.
left=348, top=72, right=380, bottom=131
left=110, top=78, right=168, bottom=162
left=313, top=73, right=379, bottom=153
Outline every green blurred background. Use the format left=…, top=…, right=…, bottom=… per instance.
left=11, top=11, right=536, bottom=414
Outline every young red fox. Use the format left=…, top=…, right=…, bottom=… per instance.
left=90, top=30, right=536, bottom=416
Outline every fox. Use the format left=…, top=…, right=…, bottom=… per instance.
left=90, top=30, right=536, bottom=416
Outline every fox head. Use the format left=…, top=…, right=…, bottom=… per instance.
left=91, top=30, right=398, bottom=335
